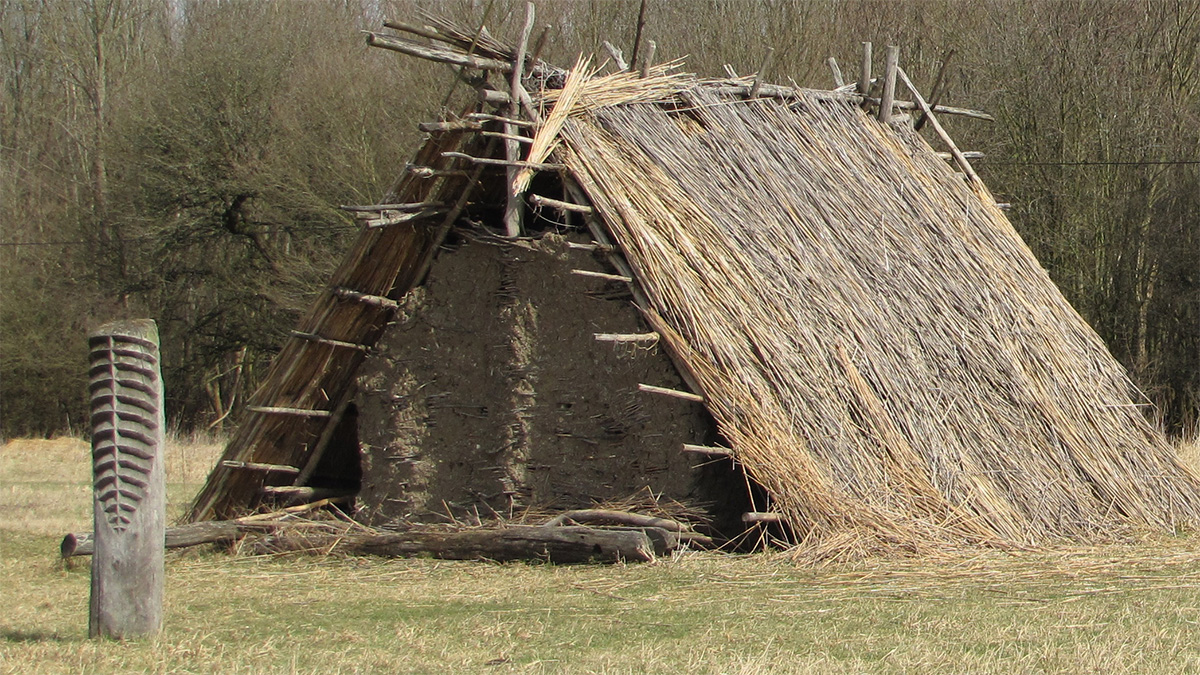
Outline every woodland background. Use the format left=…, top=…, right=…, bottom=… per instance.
left=1, top=0, right=1197, bottom=437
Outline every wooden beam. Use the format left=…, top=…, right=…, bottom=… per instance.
left=261, top=486, right=355, bottom=501
left=289, top=331, right=370, bottom=351
left=629, top=0, right=649, bottom=71
left=639, top=40, right=657, bottom=78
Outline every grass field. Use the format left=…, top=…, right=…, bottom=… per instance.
left=4, top=436, right=1200, bottom=674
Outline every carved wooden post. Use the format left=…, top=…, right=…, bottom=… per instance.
left=88, top=320, right=165, bottom=638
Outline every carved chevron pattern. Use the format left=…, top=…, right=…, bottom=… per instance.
left=89, top=334, right=160, bottom=533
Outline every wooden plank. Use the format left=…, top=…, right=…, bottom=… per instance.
left=339, top=201, right=445, bottom=213
left=442, top=151, right=563, bottom=171
left=602, top=41, right=628, bottom=70
left=639, top=40, right=657, bottom=78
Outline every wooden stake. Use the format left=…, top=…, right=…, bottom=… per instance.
left=638, top=383, right=704, bottom=403
left=594, top=332, right=660, bottom=343
left=742, top=512, right=785, bottom=524
left=629, top=0, right=649, bottom=71
left=827, top=56, right=845, bottom=88
left=571, top=269, right=634, bottom=283
left=750, top=47, right=776, bottom=98
left=878, top=45, right=899, bottom=123
left=639, top=40, right=657, bottom=78
left=602, top=41, right=629, bottom=70
left=858, top=42, right=872, bottom=96
left=529, top=193, right=593, bottom=213
left=331, top=287, right=399, bottom=310
left=88, top=320, right=165, bottom=638
left=682, top=444, right=733, bottom=456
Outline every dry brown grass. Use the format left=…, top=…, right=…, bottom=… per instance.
left=0, top=434, right=223, bottom=536
left=5, top=432, right=1200, bottom=672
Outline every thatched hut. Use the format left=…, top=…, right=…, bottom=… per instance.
left=187, top=13, right=1200, bottom=552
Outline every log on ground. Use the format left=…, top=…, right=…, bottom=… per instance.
left=340, top=525, right=658, bottom=563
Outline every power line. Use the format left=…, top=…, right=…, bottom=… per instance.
left=987, top=159, right=1200, bottom=167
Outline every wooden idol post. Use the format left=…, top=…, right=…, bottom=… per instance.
left=88, top=319, right=165, bottom=638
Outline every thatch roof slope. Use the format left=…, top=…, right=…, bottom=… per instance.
left=559, top=82, right=1200, bottom=548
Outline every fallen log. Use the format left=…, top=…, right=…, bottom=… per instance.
left=338, top=525, right=657, bottom=563
left=63, top=520, right=244, bottom=557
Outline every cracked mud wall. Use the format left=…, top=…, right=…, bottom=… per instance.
left=355, top=233, right=721, bottom=524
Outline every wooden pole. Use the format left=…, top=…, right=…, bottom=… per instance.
left=878, top=45, right=899, bottom=123
left=88, top=319, right=165, bottom=639
left=858, top=42, right=872, bottom=96
left=503, top=2, right=536, bottom=238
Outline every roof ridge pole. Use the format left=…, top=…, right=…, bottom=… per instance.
left=503, top=2, right=535, bottom=238
left=878, top=45, right=899, bottom=123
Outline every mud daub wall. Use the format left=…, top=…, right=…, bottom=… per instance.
left=355, top=233, right=719, bottom=524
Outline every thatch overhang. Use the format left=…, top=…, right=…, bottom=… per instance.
left=187, top=14, right=1200, bottom=552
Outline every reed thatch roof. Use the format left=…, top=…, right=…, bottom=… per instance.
left=188, top=15, right=1200, bottom=553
